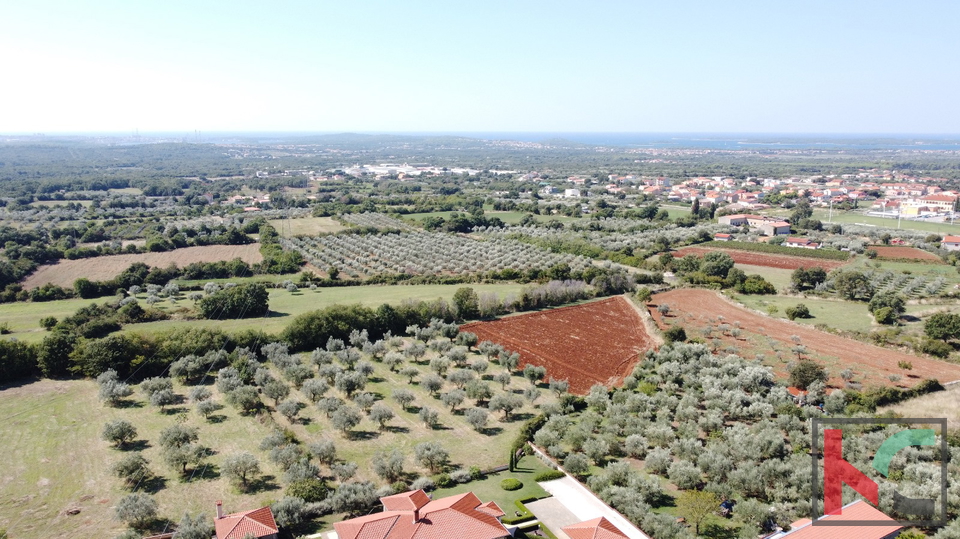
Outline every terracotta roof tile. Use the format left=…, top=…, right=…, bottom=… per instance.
left=781, top=500, right=901, bottom=538
left=215, top=506, right=279, bottom=539
left=563, top=517, right=630, bottom=539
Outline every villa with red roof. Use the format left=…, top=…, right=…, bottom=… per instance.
left=563, top=516, right=630, bottom=539
left=768, top=500, right=901, bottom=538
left=334, top=489, right=511, bottom=539
left=214, top=502, right=279, bottom=539
left=942, top=235, right=960, bottom=251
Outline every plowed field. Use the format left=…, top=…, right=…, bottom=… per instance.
left=650, top=288, right=960, bottom=389
left=672, top=247, right=849, bottom=270
left=461, top=296, right=655, bottom=394
left=22, top=244, right=264, bottom=289
left=871, top=246, right=943, bottom=262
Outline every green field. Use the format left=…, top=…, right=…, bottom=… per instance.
left=732, top=293, right=877, bottom=332
left=812, top=209, right=960, bottom=234
left=0, top=283, right=527, bottom=343
left=734, top=264, right=795, bottom=291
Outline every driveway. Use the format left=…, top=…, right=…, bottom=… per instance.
left=525, top=498, right=578, bottom=539
left=536, top=476, right=651, bottom=539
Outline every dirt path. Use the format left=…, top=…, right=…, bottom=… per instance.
left=651, top=288, right=960, bottom=389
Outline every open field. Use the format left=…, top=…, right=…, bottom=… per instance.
left=870, top=245, right=943, bottom=262
left=462, top=296, right=655, bottom=394
left=650, top=289, right=960, bottom=389
left=811, top=209, right=960, bottom=234
left=734, top=264, right=795, bottom=290
left=880, top=382, right=960, bottom=431
left=268, top=216, right=346, bottom=237
left=672, top=246, right=850, bottom=270
left=405, top=210, right=580, bottom=226
left=30, top=200, right=93, bottom=208
left=22, top=245, right=264, bottom=289
left=0, top=283, right=528, bottom=344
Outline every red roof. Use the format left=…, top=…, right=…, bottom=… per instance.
left=215, top=507, right=279, bottom=539
left=942, top=235, right=960, bottom=243
left=714, top=233, right=732, bottom=238
left=563, top=517, right=630, bottom=539
left=334, top=490, right=510, bottom=539
left=782, top=500, right=901, bottom=538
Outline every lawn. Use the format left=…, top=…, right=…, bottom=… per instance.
left=430, top=455, right=553, bottom=514
left=0, top=296, right=104, bottom=343
left=267, top=216, right=346, bottom=236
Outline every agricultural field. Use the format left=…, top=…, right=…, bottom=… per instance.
left=0, top=330, right=552, bottom=539
left=22, top=245, right=264, bottom=289
left=462, top=296, right=656, bottom=394
left=811, top=208, right=960, bottom=234
left=733, top=264, right=795, bottom=290
left=672, top=246, right=850, bottom=271
left=649, top=288, right=960, bottom=389
left=267, top=216, right=346, bottom=236
left=338, top=212, right=417, bottom=231
left=870, top=245, right=944, bottom=262
left=283, top=232, right=593, bottom=280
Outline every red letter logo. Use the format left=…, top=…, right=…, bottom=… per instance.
left=823, top=429, right=878, bottom=515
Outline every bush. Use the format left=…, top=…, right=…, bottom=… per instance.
left=534, top=470, right=566, bottom=482
left=785, top=303, right=811, bottom=320
left=663, top=325, right=687, bottom=344
left=287, top=478, right=328, bottom=502
left=789, top=359, right=827, bottom=390
left=500, top=478, right=523, bottom=491
left=435, top=473, right=454, bottom=488
left=917, top=338, right=953, bottom=358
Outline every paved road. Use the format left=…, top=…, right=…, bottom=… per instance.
left=537, top=476, right=652, bottom=539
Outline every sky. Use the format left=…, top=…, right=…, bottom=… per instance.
left=1, top=1, right=959, bottom=134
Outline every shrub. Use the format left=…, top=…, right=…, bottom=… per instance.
left=789, top=359, right=828, bottom=390
left=785, top=303, right=811, bottom=320
left=534, top=470, right=566, bottom=482
left=435, top=473, right=454, bottom=488
left=663, top=325, right=687, bottom=344
left=500, top=478, right=523, bottom=491
left=917, top=338, right=953, bottom=358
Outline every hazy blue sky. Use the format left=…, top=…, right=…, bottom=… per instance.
left=2, top=1, right=958, bottom=134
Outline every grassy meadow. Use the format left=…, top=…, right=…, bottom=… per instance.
left=0, top=283, right=527, bottom=344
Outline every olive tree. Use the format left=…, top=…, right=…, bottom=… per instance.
left=221, top=452, right=261, bottom=490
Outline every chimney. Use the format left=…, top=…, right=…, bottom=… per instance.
left=216, top=501, right=224, bottom=520
left=413, top=509, right=419, bottom=523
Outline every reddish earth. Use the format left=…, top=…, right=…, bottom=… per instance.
left=672, top=247, right=850, bottom=271
left=871, top=246, right=943, bottom=262
left=23, top=244, right=264, bottom=289
left=462, top=296, right=655, bottom=394
left=650, top=288, right=960, bottom=389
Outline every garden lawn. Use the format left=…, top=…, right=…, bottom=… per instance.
left=812, top=209, right=960, bottom=234
left=430, top=456, right=554, bottom=518
left=734, top=264, right=795, bottom=291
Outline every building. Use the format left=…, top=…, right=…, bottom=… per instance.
left=942, top=235, right=960, bottom=251
left=334, top=489, right=511, bottom=539
left=564, top=188, right=582, bottom=198
left=714, top=233, right=733, bottom=241
left=783, top=237, right=820, bottom=249
left=214, top=502, right=279, bottom=539
left=563, top=517, right=630, bottom=539
left=768, top=500, right=901, bottom=538
left=916, top=194, right=957, bottom=212
left=717, top=214, right=791, bottom=236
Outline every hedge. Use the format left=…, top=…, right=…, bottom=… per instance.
left=700, top=241, right=851, bottom=260
left=534, top=470, right=566, bottom=482
left=500, top=478, right=523, bottom=491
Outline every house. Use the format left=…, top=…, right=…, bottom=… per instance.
left=714, top=233, right=733, bottom=241
left=214, top=502, right=279, bottom=539
left=564, top=188, right=581, bottom=198
left=783, top=237, right=820, bottom=249
left=563, top=516, right=630, bottom=539
left=334, top=489, right=511, bottom=539
left=942, top=235, right=960, bottom=251
left=917, top=194, right=957, bottom=212
left=718, top=214, right=791, bottom=236
left=768, top=499, right=901, bottom=538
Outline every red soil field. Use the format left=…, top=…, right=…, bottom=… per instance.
left=650, top=288, right=960, bottom=389
left=871, top=246, right=943, bottom=262
left=462, top=296, right=655, bottom=394
left=672, top=247, right=849, bottom=271
left=22, top=244, right=264, bottom=289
